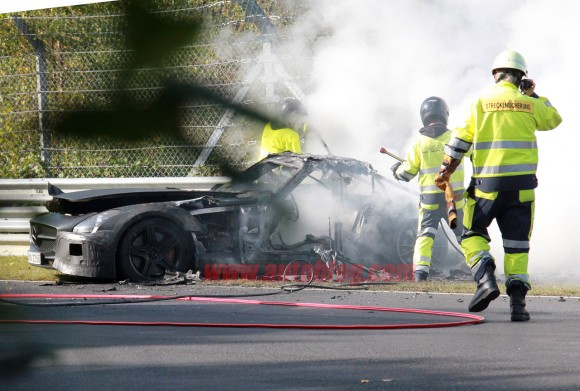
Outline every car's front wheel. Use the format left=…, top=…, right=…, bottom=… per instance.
left=117, top=218, right=194, bottom=282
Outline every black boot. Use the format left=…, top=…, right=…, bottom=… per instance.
left=414, top=271, right=428, bottom=282
left=507, top=280, right=530, bottom=322
left=468, top=261, right=500, bottom=312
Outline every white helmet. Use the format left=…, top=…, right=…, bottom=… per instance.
left=491, top=50, right=528, bottom=76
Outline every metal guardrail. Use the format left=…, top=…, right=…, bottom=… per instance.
left=0, top=177, right=229, bottom=255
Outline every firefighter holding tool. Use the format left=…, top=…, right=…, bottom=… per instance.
left=436, top=50, right=562, bottom=321
left=388, top=96, right=465, bottom=282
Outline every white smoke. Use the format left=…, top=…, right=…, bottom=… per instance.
left=283, top=0, right=578, bottom=281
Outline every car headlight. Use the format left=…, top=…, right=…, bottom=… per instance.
left=73, top=210, right=121, bottom=234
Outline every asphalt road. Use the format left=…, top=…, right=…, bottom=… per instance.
left=1, top=280, right=579, bottom=390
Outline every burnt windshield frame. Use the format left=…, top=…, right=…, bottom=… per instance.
left=218, top=161, right=304, bottom=193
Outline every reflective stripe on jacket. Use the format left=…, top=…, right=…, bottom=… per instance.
left=445, top=81, right=562, bottom=190
left=395, top=127, right=465, bottom=209
left=259, top=122, right=302, bottom=160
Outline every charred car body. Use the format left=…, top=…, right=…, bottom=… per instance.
left=28, top=152, right=459, bottom=282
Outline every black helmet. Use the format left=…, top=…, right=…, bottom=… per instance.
left=281, top=99, right=308, bottom=116
left=420, top=96, right=449, bottom=126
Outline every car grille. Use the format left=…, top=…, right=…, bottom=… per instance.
left=30, top=223, right=57, bottom=252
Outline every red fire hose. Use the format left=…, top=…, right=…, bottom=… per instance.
left=0, top=293, right=484, bottom=330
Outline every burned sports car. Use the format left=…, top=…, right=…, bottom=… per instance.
left=28, top=152, right=460, bottom=282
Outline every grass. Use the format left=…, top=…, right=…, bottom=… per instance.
left=0, top=255, right=61, bottom=281
left=1, top=255, right=579, bottom=297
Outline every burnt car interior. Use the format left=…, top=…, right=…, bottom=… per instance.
left=213, top=154, right=396, bottom=267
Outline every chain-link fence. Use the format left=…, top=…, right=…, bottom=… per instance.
left=0, top=0, right=325, bottom=178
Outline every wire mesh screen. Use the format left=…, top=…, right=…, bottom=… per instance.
left=0, top=0, right=325, bottom=178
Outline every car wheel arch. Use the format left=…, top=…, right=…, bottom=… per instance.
left=113, top=211, right=197, bottom=282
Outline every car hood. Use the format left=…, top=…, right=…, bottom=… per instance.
left=46, top=187, right=269, bottom=215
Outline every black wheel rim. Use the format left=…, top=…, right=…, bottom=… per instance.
left=127, top=224, right=182, bottom=280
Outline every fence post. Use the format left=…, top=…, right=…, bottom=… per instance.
left=12, top=15, right=52, bottom=175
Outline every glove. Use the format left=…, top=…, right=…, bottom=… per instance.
left=435, top=155, right=461, bottom=190
left=390, top=161, right=402, bottom=179
left=434, top=174, right=447, bottom=191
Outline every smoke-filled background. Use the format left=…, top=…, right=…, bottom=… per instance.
left=278, top=0, right=578, bottom=280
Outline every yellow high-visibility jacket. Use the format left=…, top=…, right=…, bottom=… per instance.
left=445, top=81, right=562, bottom=192
left=395, top=124, right=465, bottom=210
left=259, top=122, right=302, bottom=160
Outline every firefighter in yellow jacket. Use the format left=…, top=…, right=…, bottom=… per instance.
left=436, top=50, right=562, bottom=321
left=259, top=99, right=308, bottom=160
left=392, top=96, right=465, bottom=282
